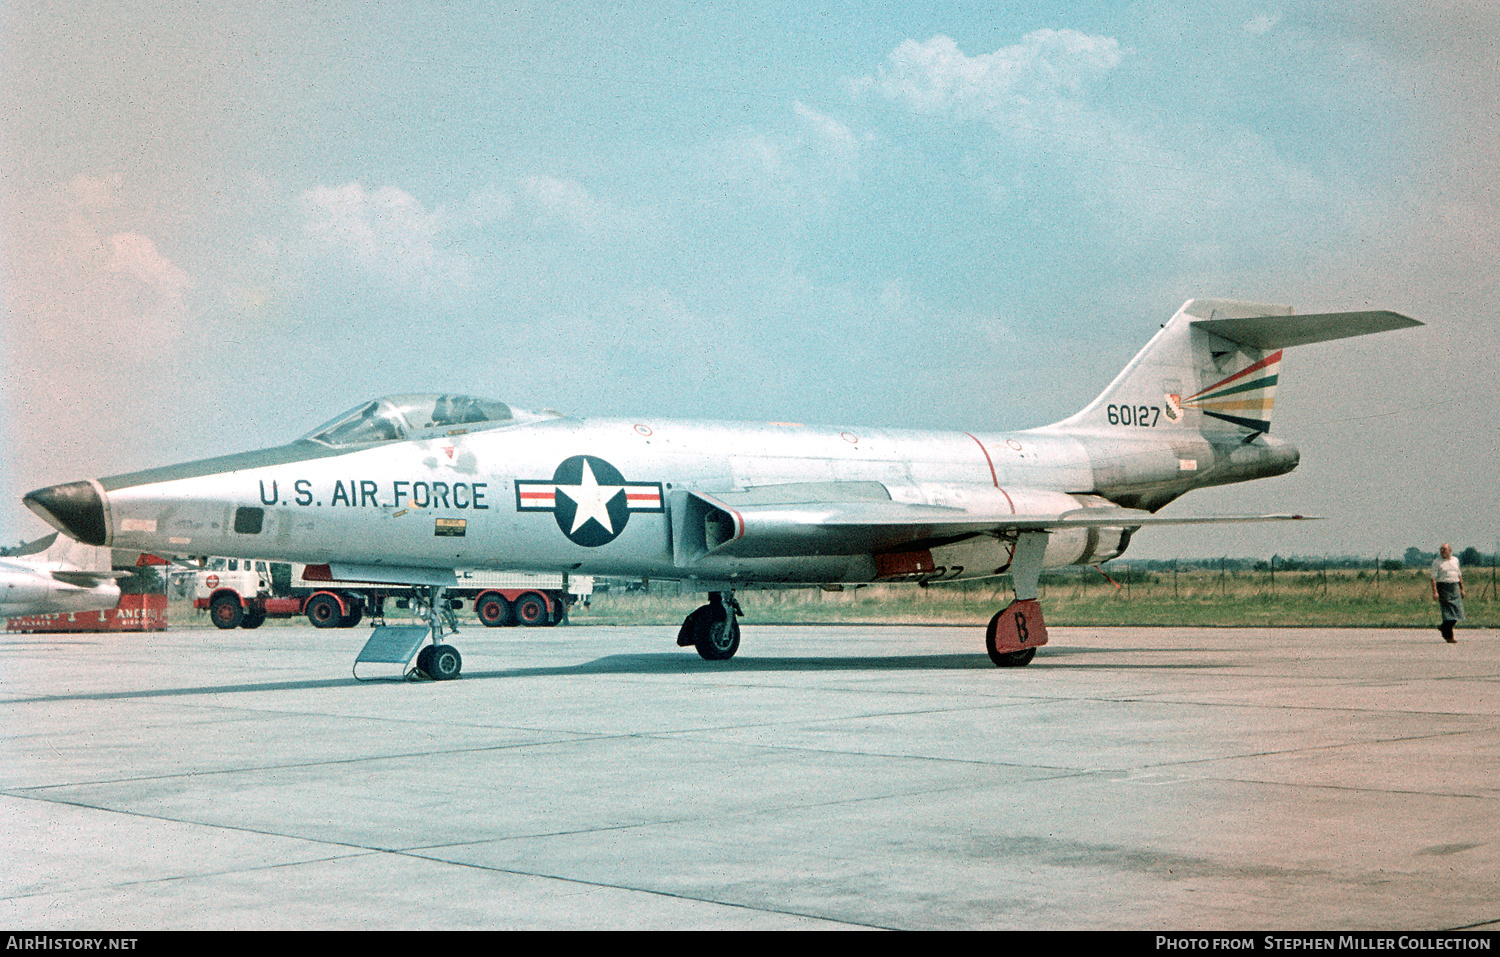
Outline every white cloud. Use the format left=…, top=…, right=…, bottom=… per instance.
left=697, top=128, right=800, bottom=210
left=877, top=278, right=911, bottom=315
left=7, top=174, right=200, bottom=498
left=107, top=232, right=192, bottom=300
left=518, top=175, right=603, bottom=229
left=793, top=102, right=861, bottom=180
left=49, top=174, right=194, bottom=321
left=298, top=182, right=470, bottom=292
left=1244, top=13, right=1282, bottom=36
left=849, top=28, right=1386, bottom=268
left=853, top=31, right=1124, bottom=123
left=467, top=175, right=650, bottom=240
left=465, top=184, right=515, bottom=225
left=694, top=104, right=866, bottom=217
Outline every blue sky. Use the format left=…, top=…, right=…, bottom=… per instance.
left=4, top=1, right=1497, bottom=561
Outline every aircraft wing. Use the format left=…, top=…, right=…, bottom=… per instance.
left=48, top=569, right=133, bottom=587
left=673, top=487, right=1309, bottom=563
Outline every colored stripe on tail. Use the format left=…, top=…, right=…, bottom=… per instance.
left=1182, top=348, right=1282, bottom=433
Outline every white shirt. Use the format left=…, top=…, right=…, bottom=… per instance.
left=1431, top=556, right=1462, bottom=583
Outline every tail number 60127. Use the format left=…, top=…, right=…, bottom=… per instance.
left=1107, top=404, right=1161, bottom=427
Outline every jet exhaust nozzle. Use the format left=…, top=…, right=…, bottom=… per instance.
left=23, top=481, right=109, bottom=546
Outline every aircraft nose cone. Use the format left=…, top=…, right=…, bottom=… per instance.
left=23, top=481, right=109, bottom=546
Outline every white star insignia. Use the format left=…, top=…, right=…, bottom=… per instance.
left=556, top=459, right=623, bottom=534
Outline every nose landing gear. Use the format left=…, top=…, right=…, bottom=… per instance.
left=413, top=585, right=462, bottom=680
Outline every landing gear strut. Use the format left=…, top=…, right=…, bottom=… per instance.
left=414, top=584, right=463, bottom=680
left=678, top=591, right=741, bottom=660
left=985, top=531, right=1050, bottom=668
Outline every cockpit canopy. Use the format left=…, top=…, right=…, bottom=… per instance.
left=301, top=394, right=522, bottom=447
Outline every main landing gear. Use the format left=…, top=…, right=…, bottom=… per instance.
left=677, top=591, right=742, bottom=660
left=985, top=598, right=1046, bottom=667
left=983, top=530, right=1051, bottom=668
left=667, top=585, right=1048, bottom=668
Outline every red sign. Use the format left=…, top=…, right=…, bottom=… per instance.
left=7, top=594, right=168, bottom=633
left=988, top=598, right=1048, bottom=653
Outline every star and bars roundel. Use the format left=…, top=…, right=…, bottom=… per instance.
left=515, top=455, right=664, bottom=547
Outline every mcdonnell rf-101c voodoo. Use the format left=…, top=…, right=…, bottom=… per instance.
left=0, top=532, right=128, bottom=619
left=25, top=299, right=1419, bottom=677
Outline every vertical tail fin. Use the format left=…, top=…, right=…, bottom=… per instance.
left=1177, top=309, right=1286, bottom=434
left=1050, top=299, right=1420, bottom=436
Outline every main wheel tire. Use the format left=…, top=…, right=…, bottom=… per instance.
left=985, top=610, right=1037, bottom=668
left=693, top=605, right=740, bottom=661
left=240, top=610, right=266, bottom=629
left=427, top=644, right=462, bottom=680
left=339, top=605, right=364, bottom=628
left=513, top=592, right=548, bottom=627
left=306, top=594, right=343, bottom=629
left=209, top=594, right=244, bottom=630
left=475, top=594, right=511, bottom=628
left=677, top=604, right=712, bottom=646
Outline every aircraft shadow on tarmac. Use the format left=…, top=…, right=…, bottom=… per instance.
left=465, top=646, right=1227, bottom=682
left=11, top=646, right=1225, bottom=704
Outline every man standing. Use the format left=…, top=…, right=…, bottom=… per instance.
left=1430, top=544, right=1465, bottom=643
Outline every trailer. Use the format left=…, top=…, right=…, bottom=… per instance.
left=455, top=570, right=591, bottom=627
left=192, top=559, right=587, bottom=630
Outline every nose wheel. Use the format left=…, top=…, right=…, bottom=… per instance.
left=416, top=642, right=463, bottom=680
left=415, top=585, right=463, bottom=680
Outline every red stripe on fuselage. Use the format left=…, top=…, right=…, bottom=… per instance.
left=964, top=433, right=999, bottom=488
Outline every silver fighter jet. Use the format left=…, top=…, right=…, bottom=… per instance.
left=0, top=532, right=125, bottom=619
left=24, top=299, right=1420, bottom=676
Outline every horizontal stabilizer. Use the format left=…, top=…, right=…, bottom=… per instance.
left=1192, top=310, right=1421, bottom=349
left=1, top=532, right=60, bottom=557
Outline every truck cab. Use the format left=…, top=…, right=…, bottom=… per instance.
left=194, top=557, right=275, bottom=628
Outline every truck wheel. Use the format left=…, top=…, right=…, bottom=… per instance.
left=306, top=594, right=343, bottom=629
left=210, top=594, right=244, bottom=630
left=513, top=592, right=548, bottom=626
left=339, top=605, right=364, bottom=628
left=475, top=594, right=511, bottom=627
left=240, top=610, right=266, bottom=629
